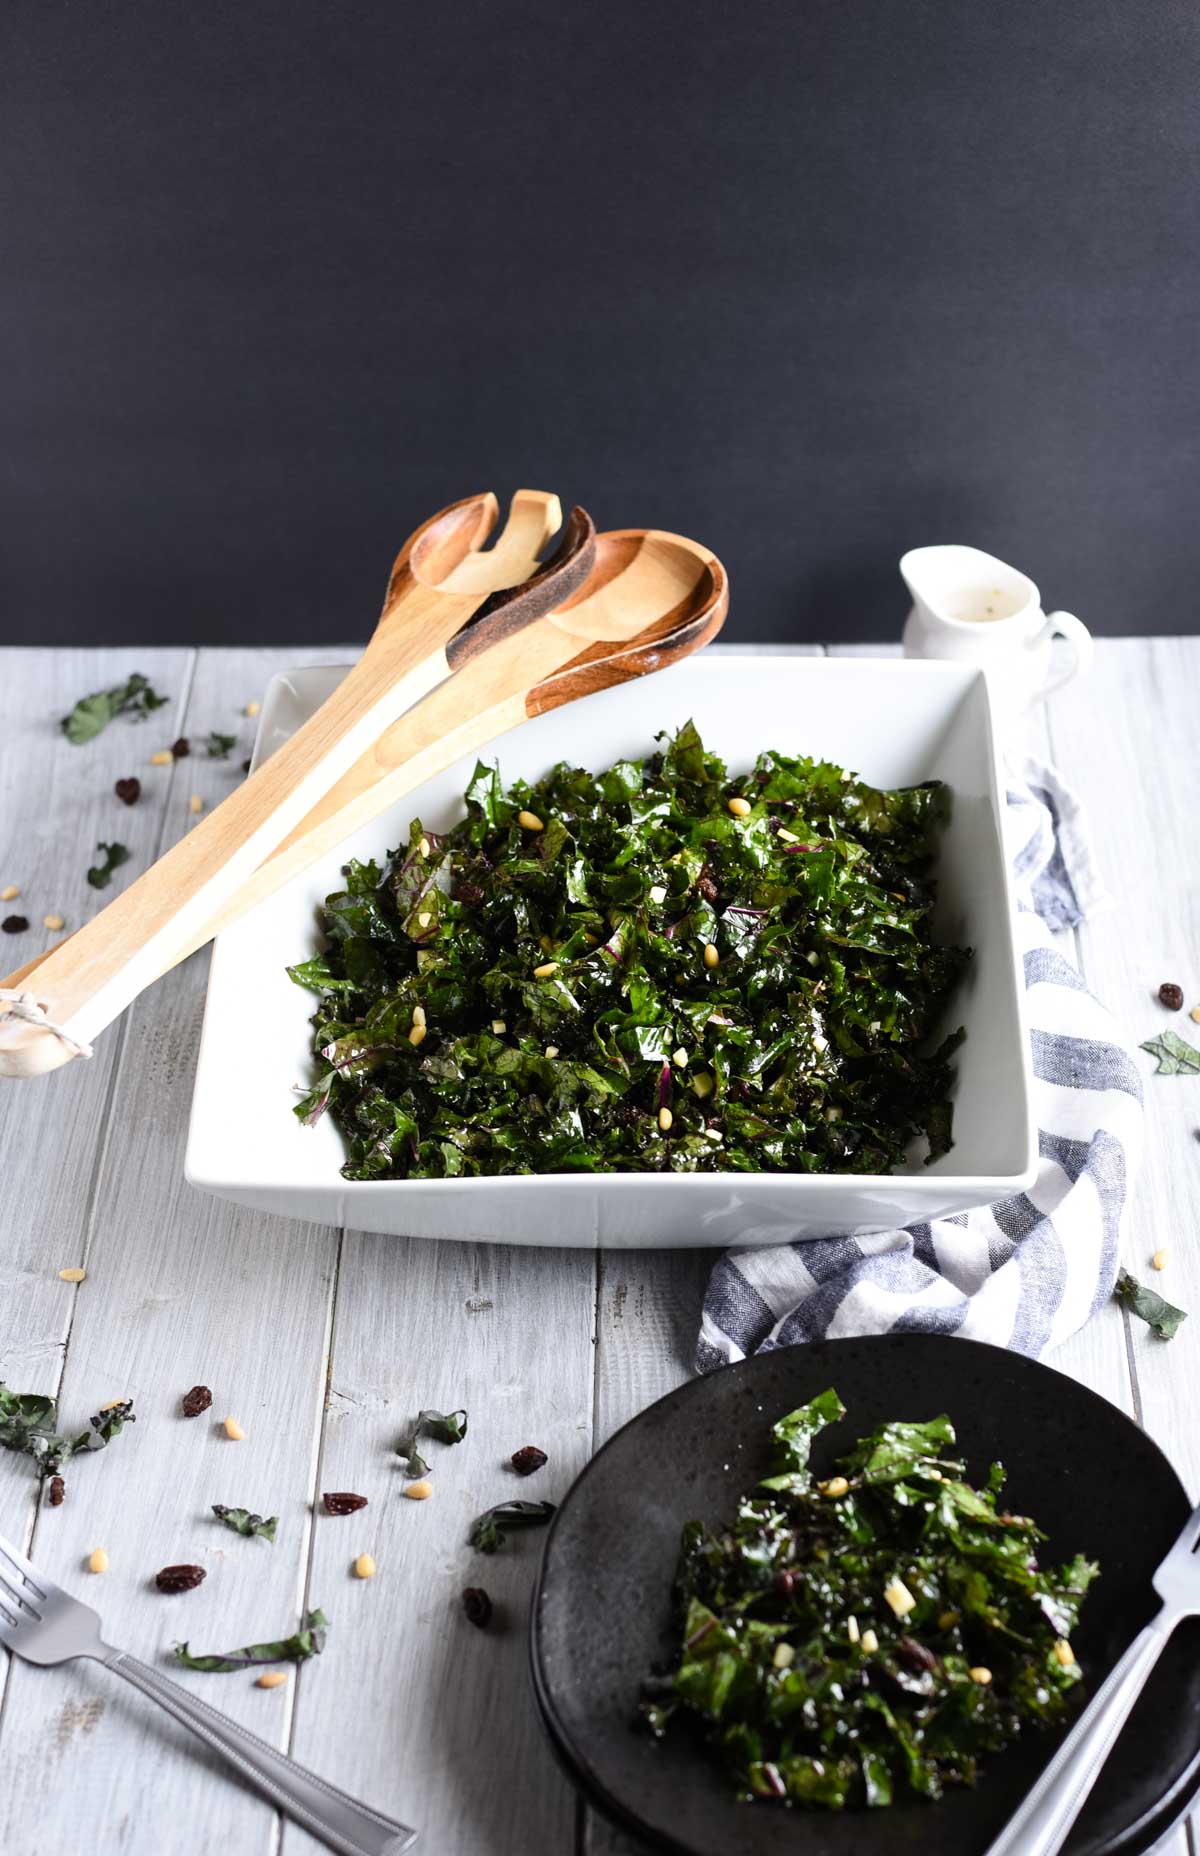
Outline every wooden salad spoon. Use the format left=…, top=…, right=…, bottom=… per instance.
left=0, top=492, right=595, bottom=1077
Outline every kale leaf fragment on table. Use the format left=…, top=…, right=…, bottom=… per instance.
left=61, top=672, right=170, bottom=745
left=469, top=1499, right=556, bottom=1553
left=396, top=1406, right=468, bottom=1477
left=289, top=723, right=970, bottom=1180
left=642, top=1390, right=1098, bottom=1810
left=173, top=1607, right=328, bottom=1672
left=1115, top=1267, right=1188, bottom=1340
left=87, top=840, right=131, bottom=889
left=1140, top=1028, right=1200, bottom=1075
left=0, top=1383, right=135, bottom=1479
left=212, top=1503, right=278, bottom=1541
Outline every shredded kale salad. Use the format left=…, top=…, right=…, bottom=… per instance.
left=289, top=723, right=969, bottom=1180
left=641, top=1390, right=1098, bottom=1809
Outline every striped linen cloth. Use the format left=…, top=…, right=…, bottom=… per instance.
left=696, top=762, right=1144, bottom=1370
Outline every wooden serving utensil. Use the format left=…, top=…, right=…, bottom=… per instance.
left=0, top=492, right=595, bottom=1077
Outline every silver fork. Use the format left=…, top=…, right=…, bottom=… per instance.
left=0, top=1530, right=417, bottom=1855
left=986, top=1491, right=1200, bottom=1856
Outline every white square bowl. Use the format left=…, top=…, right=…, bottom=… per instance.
left=186, top=652, right=1035, bottom=1247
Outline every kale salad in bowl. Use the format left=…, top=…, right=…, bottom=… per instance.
left=186, top=655, right=1033, bottom=1243
left=289, top=722, right=970, bottom=1182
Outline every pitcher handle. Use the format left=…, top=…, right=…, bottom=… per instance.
left=1039, top=610, right=1093, bottom=697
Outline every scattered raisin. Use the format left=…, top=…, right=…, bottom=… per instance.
left=2, top=915, right=29, bottom=934
left=454, top=879, right=484, bottom=905
left=322, top=1491, right=368, bottom=1515
left=773, top=1568, right=798, bottom=1598
left=510, top=1445, right=548, bottom=1476
left=696, top=868, right=719, bottom=904
left=47, top=1475, right=65, bottom=1507
left=171, top=736, right=190, bottom=759
left=1159, top=982, right=1185, bottom=1011
left=156, top=1564, right=206, bottom=1593
left=181, top=1384, right=212, bottom=1418
left=114, top=777, right=141, bottom=806
left=462, top=1586, right=493, bottom=1628
left=897, top=1636, right=939, bottom=1675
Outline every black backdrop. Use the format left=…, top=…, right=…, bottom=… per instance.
left=3, top=1, right=1198, bottom=647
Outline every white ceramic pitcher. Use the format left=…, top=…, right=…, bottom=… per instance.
left=900, top=545, right=1092, bottom=724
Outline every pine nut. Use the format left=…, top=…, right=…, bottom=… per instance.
left=404, top=1480, right=433, bottom=1502
left=42, top=913, right=65, bottom=931
left=969, top=1666, right=993, bottom=1686
left=847, top=1615, right=860, bottom=1644
left=545, top=1045, right=559, bottom=1059
left=692, top=1072, right=714, bottom=1098
left=772, top=1642, right=795, bottom=1669
left=648, top=884, right=667, bottom=905
left=776, top=827, right=799, bottom=844
left=672, top=1047, right=688, bottom=1067
left=223, top=1417, right=245, bottom=1440
left=860, top=1628, right=878, bottom=1654
left=411, top=1004, right=426, bottom=1028
left=819, top=1476, right=849, bottom=1498
left=1152, top=1247, right=1168, bottom=1270
left=517, top=810, right=544, bottom=832
left=1053, top=1638, right=1075, bottom=1666
left=58, top=1267, right=86, bottom=1283
left=88, top=1548, right=109, bottom=1574
left=533, top=962, right=558, bottom=978
left=353, top=1553, right=376, bottom=1578
left=658, top=1107, right=673, bottom=1132
left=491, top=1020, right=506, bottom=1035
left=257, top=1670, right=288, bottom=1688
left=1192, top=1006, right=1200, bottom=1024
left=727, top=796, right=751, bottom=817
left=703, top=943, right=719, bottom=969
left=417, top=910, right=432, bottom=928
left=884, top=1578, right=916, bottom=1618
left=189, top=794, right=204, bottom=815
left=703, top=1127, right=723, bottom=1143
left=0, top=885, right=18, bottom=901
left=418, top=835, right=430, bottom=857
left=150, top=750, right=173, bottom=766
left=408, top=1022, right=427, bottom=1047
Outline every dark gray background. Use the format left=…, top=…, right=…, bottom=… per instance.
left=2, top=1, right=1197, bottom=647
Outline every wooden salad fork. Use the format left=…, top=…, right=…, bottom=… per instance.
left=0, top=491, right=595, bottom=1077
left=147, top=528, right=728, bottom=956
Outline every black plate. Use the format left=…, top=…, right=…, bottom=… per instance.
left=530, top=1335, right=1200, bottom=1856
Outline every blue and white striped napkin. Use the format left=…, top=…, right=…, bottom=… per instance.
left=696, top=763, right=1144, bottom=1369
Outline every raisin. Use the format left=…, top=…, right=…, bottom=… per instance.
left=114, top=777, right=141, bottom=806
left=773, top=1568, right=798, bottom=1599
left=462, top=1586, right=493, bottom=1628
left=897, top=1636, right=939, bottom=1675
left=47, top=1475, right=65, bottom=1507
left=696, top=869, right=719, bottom=904
left=2, top=915, right=29, bottom=934
left=156, top=1564, right=206, bottom=1593
left=181, top=1384, right=212, bottom=1418
left=510, top=1445, right=548, bottom=1476
left=170, top=736, right=190, bottom=759
left=322, top=1491, right=368, bottom=1515
left=1159, top=982, right=1185, bottom=1011
left=454, top=880, right=484, bottom=905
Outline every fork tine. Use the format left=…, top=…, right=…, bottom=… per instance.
left=0, top=1535, right=48, bottom=1614
left=0, top=1531, right=49, bottom=1599
left=0, top=1563, right=43, bottom=1621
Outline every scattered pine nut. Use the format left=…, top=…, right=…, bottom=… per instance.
left=492, top=1020, right=507, bottom=1035
left=150, top=750, right=173, bottom=767
left=772, top=1642, right=795, bottom=1670
left=819, top=1476, right=849, bottom=1498
left=100, top=1398, right=126, bottom=1410
left=1191, top=1004, right=1200, bottom=1023
left=417, top=910, right=432, bottom=928
left=418, top=835, right=430, bottom=857
left=969, top=1666, right=993, bottom=1686
left=703, top=943, right=720, bottom=969
left=223, top=1417, right=245, bottom=1440
left=257, top=1670, right=288, bottom=1688
left=353, top=1552, right=377, bottom=1578
left=658, top=1107, right=673, bottom=1132
left=43, top=913, right=65, bottom=931
left=648, top=884, right=667, bottom=905
left=533, top=962, right=558, bottom=979
left=1152, top=1248, right=1168, bottom=1270
left=672, top=1047, right=688, bottom=1067
left=411, top=1004, right=426, bottom=1028
left=847, top=1615, right=860, bottom=1644
left=545, top=1045, right=559, bottom=1059
left=88, top=1548, right=109, bottom=1574
left=703, top=1127, right=723, bottom=1143
left=727, top=796, right=752, bottom=818
left=776, top=827, right=799, bottom=844
left=58, top=1266, right=86, bottom=1283
left=517, top=810, right=544, bottom=832
left=883, top=1577, right=917, bottom=1618
left=1053, top=1638, right=1076, bottom=1666
left=404, top=1480, right=433, bottom=1502
left=860, top=1627, right=879, bottom=1654
left=189, top=794, right=204, bottom=815
left=0, top=885, right=19, bottom=901
left=692, top=1072, right=714, bottom=1098
left=408, top=1022, right=427, bottom=1047
left=244, top=700, right=261, bottom=717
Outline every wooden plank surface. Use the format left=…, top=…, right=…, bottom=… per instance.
left=1, top=640, right=1197, bottom=1856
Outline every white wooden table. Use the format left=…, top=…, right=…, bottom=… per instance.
left=1, top=639, right=1197, bottom=1856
